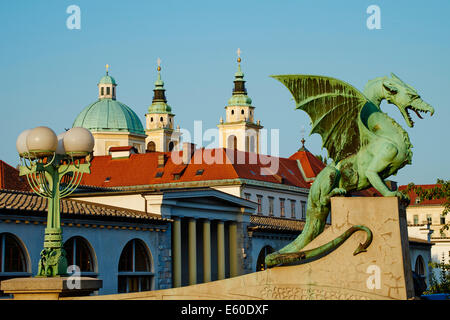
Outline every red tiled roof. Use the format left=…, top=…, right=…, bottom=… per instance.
left=0, top=160, right=30, bottom=192
left=289, top=148, right=326, bottom=179
left=0, top=189, right=170, bottom=223
left=398, top=184, right=446, bottom=206
left=80, top=148, right=312, bottom=189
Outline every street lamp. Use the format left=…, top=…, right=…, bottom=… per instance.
left=16, top=126, right=94, bottom=277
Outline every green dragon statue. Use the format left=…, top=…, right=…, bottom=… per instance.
left=265, top=73, right=434, bottom=267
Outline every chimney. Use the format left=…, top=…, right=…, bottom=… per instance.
left=157, top=154, right=167, bottom=168
left=109, top=146, right=138, bottom=159
left=182, top=142, right=196, bottom=164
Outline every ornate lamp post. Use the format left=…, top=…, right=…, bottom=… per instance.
left=16, top=126, right=94, bottom=277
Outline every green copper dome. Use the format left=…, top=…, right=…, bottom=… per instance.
left=227, top=94, right=252, bottom=106
left=99, top=74, right=116, bottom=85
left=73, top=99, right=145, bottom=135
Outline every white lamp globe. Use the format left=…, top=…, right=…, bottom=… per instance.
left=56, top=132, right=66, bottom=155
left=16, top=129, right=32, bottom=156
left=63, top=127, right=95, bottom=157
left=26, top=126, right=58, bottom=158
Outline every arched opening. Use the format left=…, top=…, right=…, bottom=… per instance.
left=249, top=136, right=255, bottom=153
left=415, top=255, right=425, bottom=276
left=147, top=141, right=156, bottom=152
left=118, top=239, right=153, bottom=293
left=241, top=109, right=244, bottom=115
left=0, top=233, right=30, bottom=295
left=227, top=135, right=237, bottom=150
left=168, top=141, right=175, bottom=152
left=256, top=245, right=274, bottom=271
left=101, top=87, right=104, bottom=96
left=63, top=236, right=96, bottom=274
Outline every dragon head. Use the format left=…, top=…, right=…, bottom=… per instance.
left=382, top=73, right=434, bottom=127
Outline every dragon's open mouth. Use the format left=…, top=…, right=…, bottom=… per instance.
left=405, top=105, right=430, bottom=126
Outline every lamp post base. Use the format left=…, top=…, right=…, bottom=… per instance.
left=0, top=277, right=102, bottom=300
left=37, top=228, right=68, bottom=277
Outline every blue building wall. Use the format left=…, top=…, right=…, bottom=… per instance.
left=0, top=215, right=171, bottom=295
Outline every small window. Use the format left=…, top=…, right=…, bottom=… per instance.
left=151, top=117, right=154, bottom=122
left=268, top=197, right=274, bottom=216
left=173, top=174, right=180, bottom=180
left=105, top=177, right=111, bottom=182
left=101, top=87, right=104, bottom=95
left=112, top=87, right=115, bottom=96
left=160, top=117, right=163, bottom=122
left=427, top=214, right=432, bottom=224
left=300, top=201, right=306, bottom=219
left=257, top=195, right=263, bottom=214
left=195, top=169, right=204, bottom=176
left=106, top=87, right=110, bottom=95
left=241, top=109, right=244, bottom=115
left=441, top=215, right=446, bottom=225
left=413, top=215, right=419, bottom=225
left=155, top=171, right=163, bottom=178
left=231, top=110, right=235, bottom=115
left=280, top=198, right=285, bottom=217
left=244, top=193, right=251, bottom=201
left=290, top=200, right=296, bottom=218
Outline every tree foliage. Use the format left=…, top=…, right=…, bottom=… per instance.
left=404, top=179, right=450, bottom=294
left=424, top=253, right=450, bottom=294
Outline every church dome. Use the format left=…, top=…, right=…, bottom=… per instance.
left=99, top=74, right=116, bottom=85
left=73, top=99, right=145, bottom=135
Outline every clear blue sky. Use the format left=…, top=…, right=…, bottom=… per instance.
left=0, top=0, right=448, bottom=186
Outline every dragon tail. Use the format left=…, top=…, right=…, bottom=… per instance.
left=265, top=225, right=373, bottom=267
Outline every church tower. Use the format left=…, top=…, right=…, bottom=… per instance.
left=218, top=49, right=262, bottom=153
left=145, top=59, right=181, bottom=152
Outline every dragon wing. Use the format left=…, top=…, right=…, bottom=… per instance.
left=272, top=75, right=369, bottom=163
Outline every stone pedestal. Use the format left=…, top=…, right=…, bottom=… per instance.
left=0, top=277, right=102, bottom=300
left=65, top=197, right=414, bottom=300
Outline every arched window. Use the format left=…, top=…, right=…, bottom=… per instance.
left=249, top=136, right=255, bottom=153
left=256, top=245, right=274, bottom=271
left=241, top=109, right=244, bottom=115
left=101, top=87, right=104, bottom=96
left=0, top=233, right=30, bottom=295
left=63, top=236, right=96, bottom=274
left=231, top=109, right=234, bottom=115
left=147, top=141, right=156, bottom=152
left=168, top=141, right=175, bottom=152
left=160, top=117, right=163, bottom=122
left=228, top=135, right=237, bottom=150
left=106, top=87, right=110, bottom=95
left=415, top=255, right=425, bottom=276
left=118, top=239, right=153, bottom=293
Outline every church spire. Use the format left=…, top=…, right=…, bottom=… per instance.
left=232, top=48, right=247, bottom=95
left=152, top=58, right=167, bottom=104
